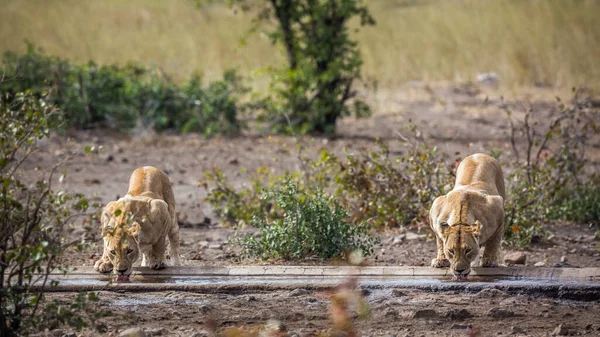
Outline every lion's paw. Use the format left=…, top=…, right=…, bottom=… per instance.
left=481, top=260, right=499, bottom=268
left=94, top=259, right=113, bottom=273
left=169, top=255, right=181, bottom=266
left=431, top=258, right=450, bottom=268
left=150, top=260, right=167, bottom=270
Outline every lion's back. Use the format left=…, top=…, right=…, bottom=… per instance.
left=126, top=166, right=175, bottom=215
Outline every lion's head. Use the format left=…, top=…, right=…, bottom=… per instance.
left=440, top=221, right=481, bottom=279
left=100, top=201, right=141, bottom=277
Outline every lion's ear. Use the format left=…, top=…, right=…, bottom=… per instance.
left=128, top=222, right=141, bottom=237
left=101, top=225, right=115, bottom=237
left=471, top=220, right=481, bottom=237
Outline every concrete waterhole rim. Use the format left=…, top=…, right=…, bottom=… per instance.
left=36, top=266, right=600, bottom=301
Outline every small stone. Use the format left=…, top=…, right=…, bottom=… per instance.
left=228, top=157, right=239, bottom=165
left=412, top=309, right=438, bottom=319
left=560, top=256, right=568, bottom=263
left=105, top=154, right=114, bottom=162
left=569, top=248, right=577, bottom=254
left=198, top=304, right=213, bottom=314
left=384, top=307, right=399, bottom=318
left=208, top=243, right=223, bottom=250
left=445, top=309, right=473, bottom=320
left=511, top=326, right=524, bottom=334
left=391, top=289, right=407, bottom=297
left=504, top=252, right=526, bottom=265
left=392, top=236, right=404, bottom=246
left=188, top=252, right=203, bottom=260
left=146, top=327, right=166, bottom=336
left=121, top=157, right=129, bottom=163
left=189, top=331, right=209, bottom=337
left=289, top=288, right=309, bottom=297
left=119, top=328, right=146, bottom=337
left=61, top=333, right=77, bottom=337
left=450, top=324, right=469, bottom=330
left=534, top=261, right=545, bottom=267
left=488, top=307, right=514, bottom=318
left=551, top=324, right=568, bottom=336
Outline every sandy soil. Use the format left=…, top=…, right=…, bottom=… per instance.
left=23, top=84, right=600, bottom=336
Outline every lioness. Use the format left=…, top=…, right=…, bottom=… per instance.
left=429, top=153, right=505, bottom=279
left=94, top=166, right=180, bottom=279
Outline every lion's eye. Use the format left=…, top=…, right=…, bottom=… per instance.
left=466, top=248, right=472, bottom=254
left=109, top=250, right=116, bottom=255
left=126, top=248, right=133, bottom=254
left=448, top=249, right=455, bottom=255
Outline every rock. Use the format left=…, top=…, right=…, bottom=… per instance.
left=198, top=304, right=213, bottom=314
left=189, top=331, right=209, bottom=337
left=105, top=154, right=114, bottom=162
left=412, top=309, right=438, bottom=319
left=146, top=327, right=166, bottom=336
left=560, top=256, right=568, bottom=263
left=476, top=72, right=499, bottom=87
left=551, top=324, right=569, bottom=336
left=121, top=157, right=129, bottom=163
left=534, top=261, right=546, bottom=267
left=488, top=307, right=515, bottom=318
left=119, top=328, right=146, bottom=337
left=392, top=236, right=404, bottom=246
left=228, top=157, right=239, bottom=165
left=450, top=324, right=469, bottom=330
left=569, top=248, right=577, bottom=254
left=188, top=252, right=203, bottom=260
left=511, top=326, right=524, bottom=334
left=504, top=252, right=526, bottom=265
left=61, top=333, right=77, bottom=337
left=208, top=243, right=223, bottom=250
left=289, top=288, right=309, bottom=297
left=391, top=289, right=407, bottom=297
left=445, top=309, right=473, bottom=320
left=383, top=307, right=399, bottom=318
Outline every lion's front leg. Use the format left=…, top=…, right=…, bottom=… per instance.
left=167, top=219, right=181, bottom=266
left=147, top=238, right=168, bottom=270
left=431, top=236, right=450, bottom=268
left=481, top=223, right=503, bottom=267
left=94, top=246, right=113, bottom=273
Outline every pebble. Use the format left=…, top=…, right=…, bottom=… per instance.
left=119, top=328, right=146, bottom=337
left=511, top=326, right=524, bottom=334
left=451, top=324, right=469, bottom=330
left=488, top=307, right=515, bottom=318
left=289, top=288, right=309, bottom=297
left=445, top=309, right=473, bottom=320
left=475, top=288, right=507, bottom=298
left=391, top=289, right=407, bottom=297
left=560, top=256, right=568, bottom=263
left=504, top=252, right=526, bottom=265
left=189, top=331, right=210, bottom=337
left=208, top=243, right=223, bottom=250
left=412, top=309, right=438, bottom=319
left=146, top=328, right=166, bottom=336
left=551, top=324, right=569, bottom=336
left=534, top=261, right=546, bottom=267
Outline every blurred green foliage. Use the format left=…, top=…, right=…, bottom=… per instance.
left=1, top=43, right=248, bottom=136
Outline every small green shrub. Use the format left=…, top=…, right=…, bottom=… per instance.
left=1, top=44, right=247, bottom=136
left=236, top=178, right=377, bottom=260
left=0, top=89, right=103, bottom=335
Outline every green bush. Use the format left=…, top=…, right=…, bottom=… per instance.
left=1, top=44, right=247, bottom=136
left=236, top=178, right=377, bottom=260
left=0, top=89, right=103, bottom=335
left=210, top=0, right=374, bottom=134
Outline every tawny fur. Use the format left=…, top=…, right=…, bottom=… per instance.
left=429, top=153, right=505, bottom=276
left=94, top=166, right=180, bottom=276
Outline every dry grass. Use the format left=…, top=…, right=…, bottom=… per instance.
left=1, top=0, right=598, bottom=89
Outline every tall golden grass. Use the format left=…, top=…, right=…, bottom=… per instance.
left=0, top=0, right=598, bottom=89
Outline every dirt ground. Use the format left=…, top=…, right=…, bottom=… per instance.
left=25, top=84, right=600, bottom=336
